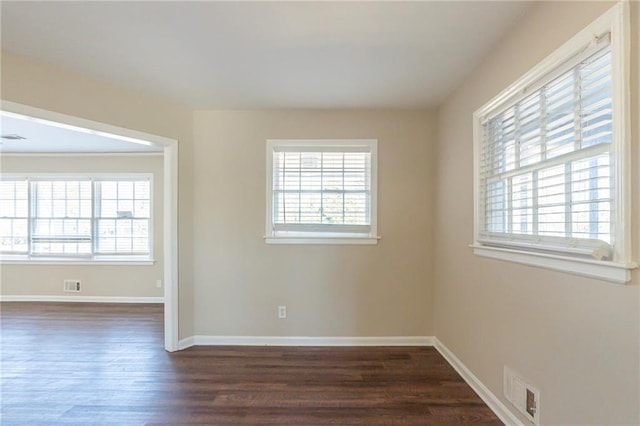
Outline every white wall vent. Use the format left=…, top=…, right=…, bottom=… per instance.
left=63, top=280, right=81, bottom=292
left=504, top=366, right=540, bottom=424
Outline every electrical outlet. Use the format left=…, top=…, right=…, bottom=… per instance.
left=156, top=279, right=162, bottom=288
left=278, top=305, right=287, bottom=319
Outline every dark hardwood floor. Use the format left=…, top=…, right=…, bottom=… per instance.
left=0, top=302, right=501, bottom=425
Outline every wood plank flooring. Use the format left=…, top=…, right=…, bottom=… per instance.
left=0, top=302, right=501, bottom=425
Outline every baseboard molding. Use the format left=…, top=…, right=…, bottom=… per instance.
left=434, top=337, right=522, bottom=426
left=177, top=336, right=195, bottom=350
left=0, top=295, right=164, bottom=304
left=177, top=335, right=433, bottom=349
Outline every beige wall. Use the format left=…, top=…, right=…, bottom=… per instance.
left=434, top=2, right=640, bottom=425
left=0, top=155, right=163, bottom=297
left=1, top=52, right=195, bottom=337
left=192, top=110, right=434, bottom=337
left=1, top=52, right=436, bottom=340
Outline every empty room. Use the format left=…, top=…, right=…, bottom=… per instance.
left=1, top=1, right=638, bottom=425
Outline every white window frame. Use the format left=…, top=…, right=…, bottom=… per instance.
left=93, top=178, right=153, bottom=256
left=265, top=139, right=379, bottom=244
left=30, top=177, right=94, bottom=258
left=0, top=178, right=29, bottom=254
left=0, top=173, right=154, bottom=264
left=472, top=2, right=636, bottom=283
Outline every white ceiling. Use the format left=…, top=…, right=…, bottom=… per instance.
left=1, top=1, right=532, bottom=110
left=0, top=113, right=162, bottom=153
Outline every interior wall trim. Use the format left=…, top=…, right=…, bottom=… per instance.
left=178, top=335, right=434, bottom=348
left=434, top=337, right=523, bottom=426
left=0, top=295, right=164, bottom=303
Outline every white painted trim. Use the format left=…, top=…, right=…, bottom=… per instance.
left=0, top=172, right=153, bottom=179
left=1, top=100, right=180, bottom=353
left=609, top=1, right=632, bottom=264
left=1, top=152, right=163, bottom=157
left=179, top=335, right=433, bottom=348
left=434, top=338, right=524, bottom=426
left=265, top=237, right=379, bottom=245
left=472, top=244, right=635, bottom=284
left=0, top=101, right=175, bottom=147
left=163, top=140, right=179, bottom=352
left=0, top=295, right=163, bottom=303
left=178, top=336, right=195, bottom=350
left=0, top=260, right=155, bottom=266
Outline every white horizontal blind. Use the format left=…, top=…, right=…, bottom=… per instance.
left=0, top=179, right=29, bottom=254
left=479, top=44, right=613, bottom=258
left=272, top=148, right=371, bottom=233
left=1, top=176, right=152, bottom=259
left=31, top=180, right=93, bottom=256
left=95, top=180, right=151, bottom=255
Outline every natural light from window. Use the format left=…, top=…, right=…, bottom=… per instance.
left=0, top=176, right=152, bottom=262
left=266, top=140, right=378, bottom=244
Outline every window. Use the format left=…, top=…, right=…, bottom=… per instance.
left=32, top=180, right=93, bottom=255
left=0, top=179, right=29, bottom=253
left=0, top=175, right=152, bottom=262
left=266, top=140, right=378, bottom=244
left=472, top=3, right=635, bottom=283
left=95, top=180, right=151, bottom=255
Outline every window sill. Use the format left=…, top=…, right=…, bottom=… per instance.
left=265, top=236, right=380, bottom=245
left=0, top=256, right=156, bottom=266
left=471, top=244, right=637, bottom=284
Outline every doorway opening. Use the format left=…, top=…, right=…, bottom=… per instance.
left=0, top=100, right=179, bottom=351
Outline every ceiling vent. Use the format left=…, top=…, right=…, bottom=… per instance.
left=1, top=134, right=27, bottom=140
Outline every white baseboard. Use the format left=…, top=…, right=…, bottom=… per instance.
left=178, top=335, right=433, bottom=349
left=0, top=295, right=164, bottom=304
left=177, top=336, right=195, bottom=350
left=434, top=337, right=522, bottom=426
